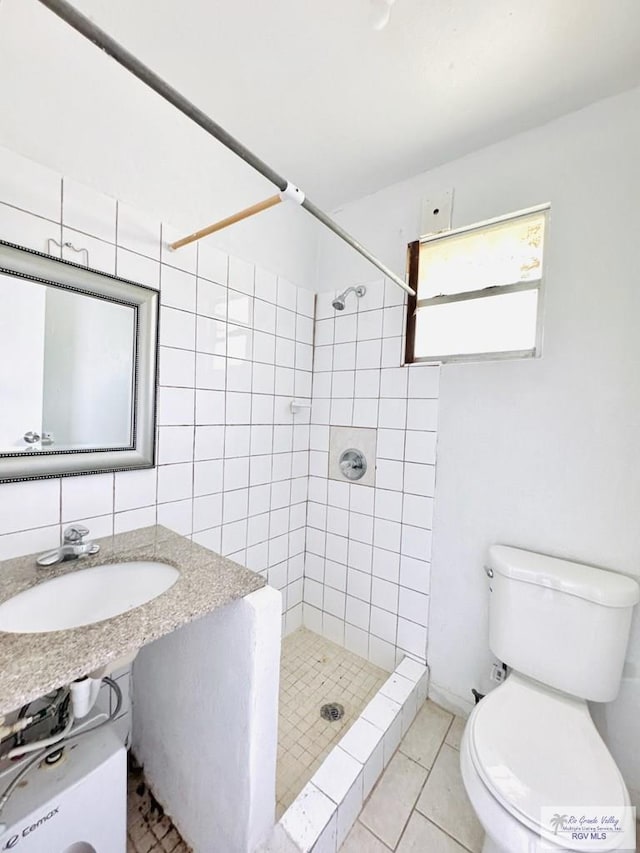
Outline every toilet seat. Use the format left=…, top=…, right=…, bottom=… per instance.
left=467, top=674, right=630, bottom=849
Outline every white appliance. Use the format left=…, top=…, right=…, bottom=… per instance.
left=461, top=545, right=639, bottom=853
left=0, top=724, right=126, bottom=852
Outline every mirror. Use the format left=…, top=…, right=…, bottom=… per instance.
left=0, top=240, right=158, bottom=482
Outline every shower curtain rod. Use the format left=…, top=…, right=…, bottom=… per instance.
left=36, top=0, right=415, bottom=297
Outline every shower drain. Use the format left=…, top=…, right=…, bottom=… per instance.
left=320, top=702, right=345, bottom=722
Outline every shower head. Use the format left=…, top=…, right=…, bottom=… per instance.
left=332, top=285, right=366, bottom=311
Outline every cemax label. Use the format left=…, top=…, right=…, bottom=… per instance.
left=3, top=806, right=60, bottom=849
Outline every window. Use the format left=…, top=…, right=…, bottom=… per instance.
left=405, top=206, right=548, bottom=363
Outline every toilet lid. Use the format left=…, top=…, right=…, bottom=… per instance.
left=468, top=675, right=630, bottom=846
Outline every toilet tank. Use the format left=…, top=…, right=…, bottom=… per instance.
left=487, top=545, right=639, bottom=702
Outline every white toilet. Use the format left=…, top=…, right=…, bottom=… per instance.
left=460, top=545, right=639, bottom=853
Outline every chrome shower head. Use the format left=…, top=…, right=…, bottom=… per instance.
left=332, top=285, right=366, bottom=311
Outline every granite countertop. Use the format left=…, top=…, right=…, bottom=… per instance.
left=0, top=525, right=265, bottom=714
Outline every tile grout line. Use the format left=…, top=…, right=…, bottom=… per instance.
left=350, top=706, right=478, bottom=853
left=397, top=714, right=477, bottom=853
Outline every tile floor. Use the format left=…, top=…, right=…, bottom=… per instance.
left=340, top=701, right=483, bottom=852
left=277, top=628, right=388, bottom=818
left=127, top=758, right=191, bottom=853
left=341, top=703, right=640, bottom=851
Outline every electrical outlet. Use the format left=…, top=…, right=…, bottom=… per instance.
left=420, top=189, right=453, bottom=236
left=490, top=662, right=507, bottom=684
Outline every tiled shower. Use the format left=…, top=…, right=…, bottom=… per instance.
left=303, top=287, right=438, bottom=670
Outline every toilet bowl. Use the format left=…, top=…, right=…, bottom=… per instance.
left=460, top=545, right=639, bottom=853
left=460, top=674, right=634, bottom=853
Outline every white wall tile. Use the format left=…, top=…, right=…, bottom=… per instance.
left=399, top=587, right=429, bottom=626
left=372, top=547, right=400, bottom=583
left=159, top=388, right=195, bottom=426
left=64, top=512, right=113, bottom=540
left=196, top=316, right=227, bottom=356
left=408, top=365, right=440, bottom=398
left=157, top=463, right=193, bottom=504
left=161, top=265, right=197, bottom=313
left=397, top=619, right=428, bottom=659
left=401, top=525, right=432, bottom=561
left=61, top=474, right=113, bottom=523
left=114, top=505, right=156, bottom=534
left=0, top=524, right=60, bottom=561
left=0, top=202, right=60, bottom=252
left=402, top=494, right=433, bottom=529
left=197, top=278, right=227, bottom=320
left=0, top=479, right=60, bottom=535
left=117, top=247, right=160, bottom=288
left=403, top=463, right=436, bottom=497
left=254, top=266, right=278, bottom=304
left=406, top=398, right=439, bottom=431
left=357, top=310, right=383, bottom=341
left=160, top=347, right=196, bottom=388
left=196, top=390, right=225, bottom=425
left=381, top=336, right=403, bottom=367
left=399, top=556, right=431, bottom=594
left=378, top=398, right=407, bottom=430
left=158, top=426, right=195, bottom=465
left=115, top=468, right=157, bottom=512
left=157, top=498, right=193, bottom=535
left=198, top=244, right=228, bottom=285
left=375, top=459, right=404, bottom=492
left=117, top=201, right=161, bottom=260
left=356, top=339, right=382, bottom=370
left=228, top=256, right=254, bottom=295
left=161, top=307, right=196, bottom=350
left=61, top=227, right=115, bottom=274
left=160, top=225, right=197, bottom=274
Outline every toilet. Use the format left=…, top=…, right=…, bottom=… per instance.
left=460, top=545, right=639, bottom=853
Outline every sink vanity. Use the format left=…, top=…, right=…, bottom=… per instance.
left=0, top=526, right=280, bottom=852
left=0, top=525, right=265, bottom=715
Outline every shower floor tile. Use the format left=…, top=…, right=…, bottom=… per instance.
left=277, top=627, right=388, bottom=819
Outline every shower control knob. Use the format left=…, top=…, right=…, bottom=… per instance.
left=339, top=448, right=367, bottom=481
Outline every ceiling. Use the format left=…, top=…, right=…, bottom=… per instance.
left=0, top=1, right=639, bottom=224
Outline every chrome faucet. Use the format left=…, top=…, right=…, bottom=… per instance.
left=36, top=525, right=100, bottom=568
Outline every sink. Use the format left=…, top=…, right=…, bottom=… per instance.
left=0, top=561, right=179, bottom=633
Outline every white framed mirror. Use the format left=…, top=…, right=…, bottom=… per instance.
left=0, top=239, right=158, bottom=482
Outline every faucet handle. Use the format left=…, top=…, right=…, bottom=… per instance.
left=63, top=525, right=90, bottom=544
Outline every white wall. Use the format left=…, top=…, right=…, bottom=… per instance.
left=0, top=143, right=313, bottom=633
left=316, top=87, right=640, bottom=802
left=132, top=586, right=281, bottom=853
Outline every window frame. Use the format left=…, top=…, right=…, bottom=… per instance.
left=405, top=204, right=549, bottom=365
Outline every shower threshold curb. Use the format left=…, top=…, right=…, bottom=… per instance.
left=263, top=656, right=429, bottom=852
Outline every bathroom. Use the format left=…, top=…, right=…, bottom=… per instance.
left=0, top=0, right=639, bottom=851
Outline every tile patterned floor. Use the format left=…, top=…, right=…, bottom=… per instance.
left=340, top=701, right=483, bottom=852
left=344, top=703, right=640, bottom=852
left=127, top=758, right=191, bottom=853
left=277, top=628, right=388, bottom=819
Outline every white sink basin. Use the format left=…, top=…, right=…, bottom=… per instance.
left=0, top=561, right=179, bottom=633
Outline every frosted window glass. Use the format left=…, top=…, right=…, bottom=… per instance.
left=418, top=211, right=545, bottom=299
left=414, top=290, right=539, bottom=358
